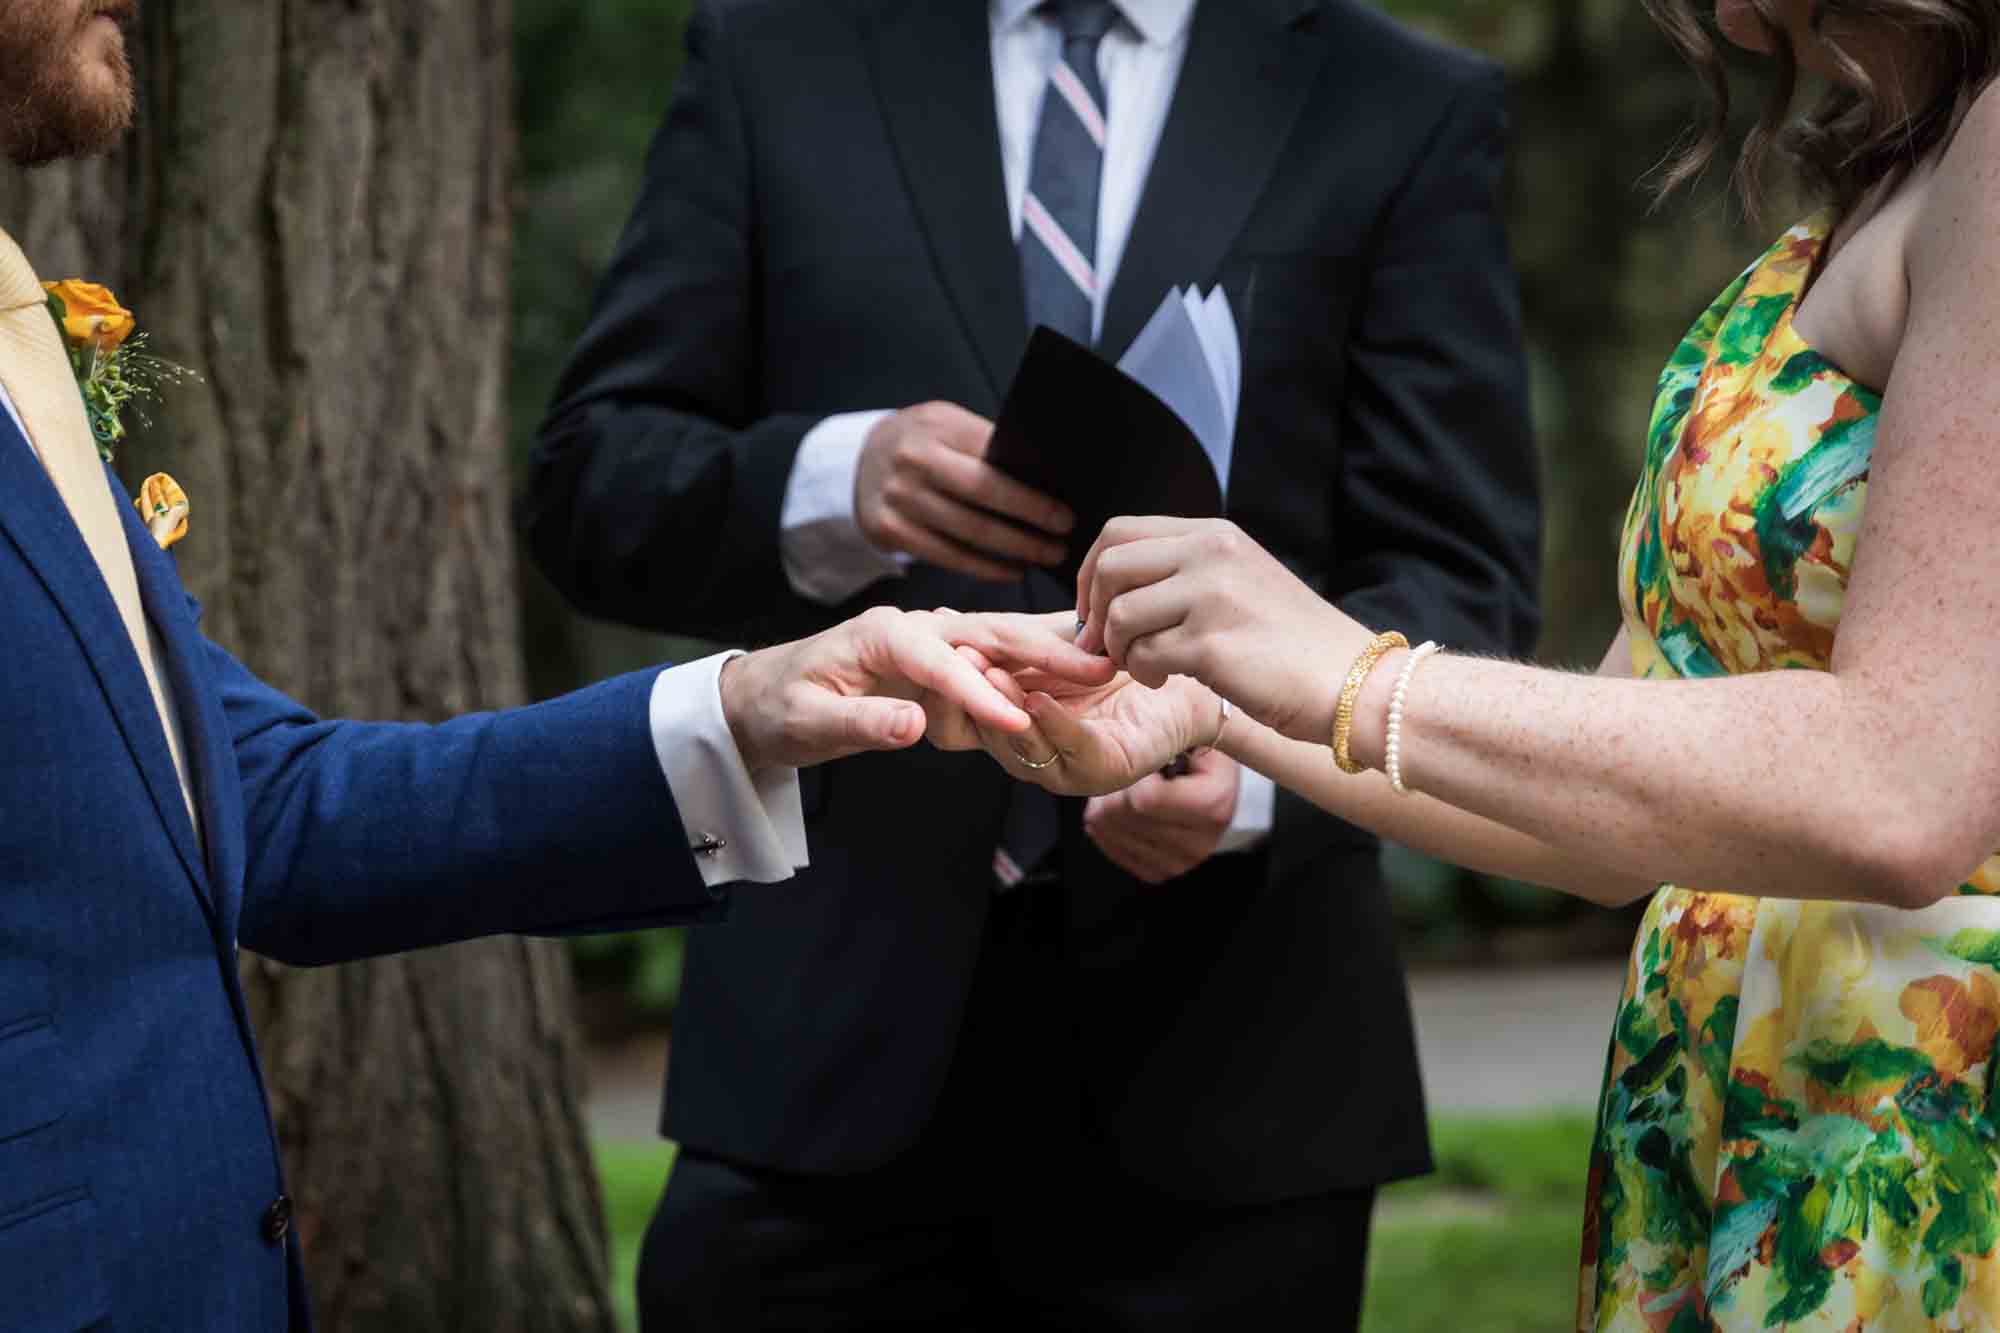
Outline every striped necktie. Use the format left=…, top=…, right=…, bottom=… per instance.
left=993, top=0, right=1120, bottom=892
left=1020, top=0, right=1118, bottom=346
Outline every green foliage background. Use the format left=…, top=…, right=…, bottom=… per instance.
left=512, top=0, right=1789, bottom=1017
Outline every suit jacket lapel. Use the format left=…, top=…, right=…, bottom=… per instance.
left=1099, top=0, right=1330, bottom=360
left=865, top=0, right=1027, bottom=401
left=118, top=481, right=245, bottom=935
left=0, top=419, right=214, bottom=915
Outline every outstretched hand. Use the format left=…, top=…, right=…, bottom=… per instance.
left=1074, top=517, right=1377, bottom=744
left=926, top=614, right=1225, bottom=798
left=719, top=607, right=1117, bottom=772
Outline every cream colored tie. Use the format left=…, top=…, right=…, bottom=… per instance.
left=0, top=228, right=199, bottom=837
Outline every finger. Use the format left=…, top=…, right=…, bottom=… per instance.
left=1083, top=787, right=1131, bottom=830
left=920, top=446, right=1075, bottom=537
left=1108, top=813, right=1220, bottom=867
left=1090, top=814, right=1206, bottom=880
left=1122, top=771, right=1234, bottom=833
left=903, top=487, right=1069, bottom=567
left=921, top=690, right=985, bottom=752
left=1100, top=582, right=1190, bottom=671
left=908, top=401, right=996, bottom=449
left=1081, top=539, right=1191, bottom=656
left=956, top=645, right=995, bottom=672
left=1124, top=771, right=1216, bottom=827
left=1085, top=823, right=1181, bottom=885
left=925, top=715, right=983, bottom=752
left=1013, top=693, right=1126, bottom=797
left=877, top=619, right=1034, bottom=734
left=1122, top=624, right=1199, bottom=691
left=811, top=695, right=927, bottom=759
left=873, top=512, right=1024, bottom=583
left=983, top=667, right=1031, bottom=709
left=1076, top=517, right=1204, bottom=634
left=1150, top=823, right=1223, bottom=865
left=939, top=612, right=1116, bottom=686
left=976, top=716, right=1065, bottom=783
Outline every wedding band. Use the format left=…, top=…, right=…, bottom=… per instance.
left=1008, top=741, right=1061, bottom=771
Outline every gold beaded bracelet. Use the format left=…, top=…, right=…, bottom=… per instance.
left=1332, top=631, right=1409, bottom=775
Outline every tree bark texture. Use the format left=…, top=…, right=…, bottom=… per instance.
left=6, top=4, right=616, bottom=1329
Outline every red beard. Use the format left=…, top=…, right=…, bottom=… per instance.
left=0, top=0, right=139, bottom=168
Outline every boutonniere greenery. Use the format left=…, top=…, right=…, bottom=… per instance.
left=41, top=280, right=198, bottom=463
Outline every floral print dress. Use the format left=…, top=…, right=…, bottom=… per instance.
left=1580, top=214, right=2000, bottom=1331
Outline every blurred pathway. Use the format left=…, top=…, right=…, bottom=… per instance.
left=584, top=961, right=1629, bottom=1140
left=1402, top=961, right=1626, bottom=1115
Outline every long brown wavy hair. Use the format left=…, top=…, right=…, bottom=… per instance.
left=1643, top=0, right=2000, bottom=218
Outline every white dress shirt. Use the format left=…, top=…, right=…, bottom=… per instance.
left=0, top=381, right=806, bottom=891
left=777, top=0, right=1274, bottom=852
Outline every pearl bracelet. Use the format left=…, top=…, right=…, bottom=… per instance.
left=1385, top=641, right=1442, bottom=796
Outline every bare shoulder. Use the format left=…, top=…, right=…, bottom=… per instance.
left=1910, top=81, right=2000, bottom=276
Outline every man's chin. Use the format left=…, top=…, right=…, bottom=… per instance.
left=5, top=98, right=133, bottom=168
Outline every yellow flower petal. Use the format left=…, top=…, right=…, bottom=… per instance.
left=135, top=473, right=189, bottom=550
left=43, top=279, right=135, bottom=350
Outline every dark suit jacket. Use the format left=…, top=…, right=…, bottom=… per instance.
left=525, top=0, right=1542, bottom=1203
left=0, top=411, right=728, bottom=1330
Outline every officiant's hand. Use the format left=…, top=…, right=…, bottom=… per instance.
left=1084, top=752, right=1240, bottom=885
left=720, top=608, right=1114, bottom=772
left=855, top=402, right=1075, bottom=581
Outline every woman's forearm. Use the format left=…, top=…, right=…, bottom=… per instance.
left=1330, top=652, right=1967, bottom=908
left=1218, top=712, right=1657, bottom=908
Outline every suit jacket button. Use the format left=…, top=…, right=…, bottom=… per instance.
left=261, top=1194, right=293, bottom=1245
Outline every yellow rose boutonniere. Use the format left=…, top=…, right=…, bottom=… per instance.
left=41, top=280, right=197, bottom=462
left=44, top=280, right=135, bottom=349
left=135, top=472, right=190, bottom=551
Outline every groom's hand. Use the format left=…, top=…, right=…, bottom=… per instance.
left=718, top=607, right=1113, bottom=772
left=855, top=402, right=1074, bottom=581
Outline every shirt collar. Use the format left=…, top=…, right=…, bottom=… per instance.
left=991, top=0, right=1197, bottom=48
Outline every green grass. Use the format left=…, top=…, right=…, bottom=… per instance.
left=593, top=1113, right=1596, bottom=1333
left=1364, top=1114, right=1596, bottom=1333
left=595, top=1139, right=677, bottom=1333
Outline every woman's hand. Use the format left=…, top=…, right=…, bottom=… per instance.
left=1075, top=517, right=1377, bottom=744
left=926, top=617, right=1225, bottom=797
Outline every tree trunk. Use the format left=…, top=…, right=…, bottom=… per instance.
left=6, top=4, right=616, bottom=1329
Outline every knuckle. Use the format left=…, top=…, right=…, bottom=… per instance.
left=1192, top=629, right=1223, bottom=677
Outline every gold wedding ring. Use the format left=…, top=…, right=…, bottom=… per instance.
left=1008, top=741, right=1062, bottom=771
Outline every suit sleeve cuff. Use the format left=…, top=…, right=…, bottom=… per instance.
left=649, top=652, right=809, bottom=886
left=1217, top=764, right=1276, bottom=855
left=779, top=409, right=912, bottom=604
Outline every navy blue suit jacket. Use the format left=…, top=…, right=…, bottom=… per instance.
left=0, top=410, right=727, bottom=1331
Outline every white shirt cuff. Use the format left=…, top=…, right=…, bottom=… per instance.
left=648, top=652, right=810, bottom=887
left=1217, top=765, right=1276, bottom=855
left=779, top=409, right=912, bottom=604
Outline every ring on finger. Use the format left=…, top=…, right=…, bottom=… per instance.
left=1007, top=740, right=1061, bottom=771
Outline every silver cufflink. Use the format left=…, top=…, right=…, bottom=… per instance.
left=692, top=834, right=727, bottom=858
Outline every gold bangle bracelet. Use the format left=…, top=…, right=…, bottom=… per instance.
left=1332, top=631, right=1409, bottom=775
